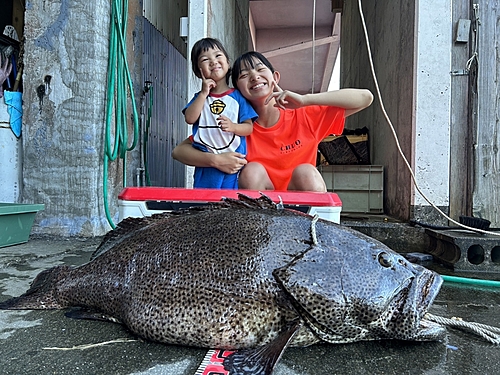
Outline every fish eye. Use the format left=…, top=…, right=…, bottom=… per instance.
left=378, top=252, right=393, bottom=268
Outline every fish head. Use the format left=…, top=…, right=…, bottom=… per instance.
left=273, top=242, right=446, bottom=343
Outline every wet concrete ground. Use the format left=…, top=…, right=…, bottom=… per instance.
left=1, top=236, right=500, bottom=375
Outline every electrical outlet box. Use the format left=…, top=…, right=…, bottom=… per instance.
left=180, top=17, right=188, bottom=39
left=456, top=19, right=471, bottom=43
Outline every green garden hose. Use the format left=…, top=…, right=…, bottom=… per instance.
left=442, top=274, right=500, bottom=288
left=103, top=0, right=139, bottom=229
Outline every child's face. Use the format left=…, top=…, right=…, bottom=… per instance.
left=197, top=47, right=229, bottom=83
left=235, top=58, right=278, bottom=104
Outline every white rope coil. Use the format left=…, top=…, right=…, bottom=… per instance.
left=311, top=214, right=319, bottom=245
left=425, top=313, right=500, bottom=345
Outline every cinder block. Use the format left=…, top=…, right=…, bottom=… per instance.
left=426, top=229, right=500, bottom=272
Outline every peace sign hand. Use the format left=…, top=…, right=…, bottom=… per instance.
left=265, top=80, right=305, bottom=110
left=200, top=69, right=216, bottom=96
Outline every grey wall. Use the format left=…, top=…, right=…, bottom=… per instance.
left=208, top=0, right=251, bottom=63
left=23, top=0, right=114, bottom=236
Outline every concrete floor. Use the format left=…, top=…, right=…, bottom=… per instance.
left=1, top=235, right=500, bottom=375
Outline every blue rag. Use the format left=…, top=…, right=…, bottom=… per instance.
left=4, top=91, right=22, bottom=137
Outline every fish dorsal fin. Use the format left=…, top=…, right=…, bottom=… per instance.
left=92, top=194, right=278, bottom=260
left=223, top=319, right=302, bottom=375
left=222, top=193, right=278, bottom=210
left=91, top=214, right=171, bottom=260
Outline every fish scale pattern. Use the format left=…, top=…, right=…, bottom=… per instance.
left=0, top=195, right=446, bottom=350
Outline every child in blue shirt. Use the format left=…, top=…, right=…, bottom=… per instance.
left=183, top=38, right=257, bottom=189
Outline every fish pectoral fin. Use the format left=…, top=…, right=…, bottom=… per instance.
left=65, top=308, right=121, bottom=324
left=223, top=319, right=302, bottom=375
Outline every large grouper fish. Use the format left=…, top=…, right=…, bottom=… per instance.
left=0, top=194, right=446, bottom=374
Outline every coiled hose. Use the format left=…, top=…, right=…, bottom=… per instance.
left=103, top=0, right=139, bottom=229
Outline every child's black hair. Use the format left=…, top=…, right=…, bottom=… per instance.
left=231, top=51, right=275, bottom=88
left=191, top=38, right=231, bottom=85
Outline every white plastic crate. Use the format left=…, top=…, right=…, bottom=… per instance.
left=318, top=165, right=383, bottom=213
left=0, top=125, right=22, bottom=203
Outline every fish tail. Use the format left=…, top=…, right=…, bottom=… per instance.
left=0, top=266, right=71, bottom=310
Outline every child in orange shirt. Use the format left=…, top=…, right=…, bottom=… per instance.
left=173, top=51, right=373, bottom=192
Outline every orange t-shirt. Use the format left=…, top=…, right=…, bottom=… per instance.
left=246, top=106, right=345, bottom=190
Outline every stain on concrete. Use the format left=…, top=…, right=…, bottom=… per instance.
left=34, top=0, right=70, bottom=51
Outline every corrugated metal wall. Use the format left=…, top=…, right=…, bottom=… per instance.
left=142, top=18, right=187, bottom=187
left=142, top=0, right=188, bottom=57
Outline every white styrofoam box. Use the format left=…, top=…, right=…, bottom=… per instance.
left=118, top=199, right=342, bottom=224
left=118, top=188, right=343, bottom=224
left=0, top=126, right=22, bottom=203
left=0, top=98, right=10, bottom=124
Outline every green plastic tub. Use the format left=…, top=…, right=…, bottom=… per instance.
left=0, top=203, right=45, bottom=248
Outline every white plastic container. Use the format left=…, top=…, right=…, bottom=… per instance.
left=118, top=187, right=342, bottom=224
left=0, top=124, right=22, bottom=203
left=0, top=99, right=10, bottom=123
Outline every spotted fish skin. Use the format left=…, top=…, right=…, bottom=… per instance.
left=0, top=195, right=445, bottom=350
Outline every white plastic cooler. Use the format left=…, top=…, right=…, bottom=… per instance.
left=118, top=187, right=342, bottom=223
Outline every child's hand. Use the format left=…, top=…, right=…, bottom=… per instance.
left=200, top=69, right=216, bottom=96
left=213, top=152, right=247, bottom=174
left=265, top=81, right=305, bottom=109
left=217, top=115, right=236, bottom=133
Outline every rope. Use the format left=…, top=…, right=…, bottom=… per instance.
left=311, top=0, right=316, bottom=93
left=465, top=4, right=480, bottom=73
left=274, top=195, right=284, bottom=210
left=311, top=214, right=319, bottom=245
left=425, top=313, right=500, bottom=345
left=43, top=338, right=138, bottom=351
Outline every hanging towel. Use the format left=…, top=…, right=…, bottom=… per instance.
left=4, top=91, right=22, bottom=137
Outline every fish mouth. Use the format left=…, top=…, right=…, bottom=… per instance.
left=392, top=268, right=446, bottom=340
